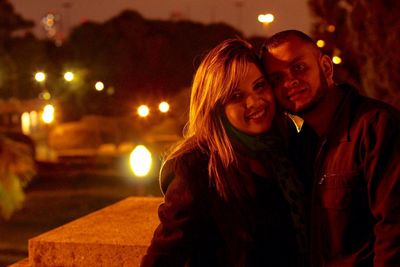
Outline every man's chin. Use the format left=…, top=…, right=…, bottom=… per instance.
left=286, top=101, right=316, bottom=116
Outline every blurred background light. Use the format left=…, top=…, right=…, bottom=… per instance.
left=42, top=104, right=55, bottom=124
left=158, top=101, right=170, bottom=113
left=332, top=56, right=342, bottom=64
left=316, top=39, right=325, bottom=48
left=137, top=105, right=150, bottom=117
left=35, top=72, right=46, bottom=82
left=129, top=145, right=152, bottom=177
left=95, top=81, right=104, bottom=91
left=258, top=13, right=274, bottom=24
left=64, top=71, right=74, bottom=82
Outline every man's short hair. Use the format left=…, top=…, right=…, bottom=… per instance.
left=260, top=29, right=317, bottom=57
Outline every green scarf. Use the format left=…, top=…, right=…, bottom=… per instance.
left=222, top=116, right=308, bottom=266
left=222, top=117, right=285, bottom=156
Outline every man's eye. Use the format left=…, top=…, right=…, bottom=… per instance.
left=292, top=63, right=305, bottom=72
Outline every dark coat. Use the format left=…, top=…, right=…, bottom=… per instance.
left=293, top=84, right=400, bottom=267
left=140, top=148, right=300, bottom=267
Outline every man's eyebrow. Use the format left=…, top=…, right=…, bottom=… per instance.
left=288, top=55, right=305, bottom=65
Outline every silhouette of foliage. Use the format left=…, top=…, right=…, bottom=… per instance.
left=63, top=10, right=242, bottom=117
left=308, top=0, right=400, bottom=108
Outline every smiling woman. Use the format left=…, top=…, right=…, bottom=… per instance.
left=223, top=63, right=275, bottom=135
left=140, top=38, right=307, bottom=267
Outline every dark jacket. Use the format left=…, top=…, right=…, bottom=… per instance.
left=293, top=84, right=400, bottom=267
left=140, top=148, right=300, bottom=267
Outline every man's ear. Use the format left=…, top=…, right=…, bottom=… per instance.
left=320, top=54, right=334, bottom=84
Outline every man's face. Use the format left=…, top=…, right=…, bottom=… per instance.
left=262, top=36, right=331, bottom=115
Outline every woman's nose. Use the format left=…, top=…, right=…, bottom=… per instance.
left=246, top=94, right=263, bottom=108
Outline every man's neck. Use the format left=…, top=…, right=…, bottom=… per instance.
left=302, top=85, right=345, bottom=136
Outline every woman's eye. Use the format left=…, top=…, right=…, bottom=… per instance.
left=230, top=91, right=243, bottom=101
left=254, top=81, right=267, bottom=90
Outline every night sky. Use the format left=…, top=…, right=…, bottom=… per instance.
left=9, top=0, right=312, bottom=38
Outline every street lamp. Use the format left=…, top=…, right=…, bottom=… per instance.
left=129, top=145, right=152, bottom=177
left=35, top=71, right=51, bottom=99
left=158, top=101, right=170, bottom=113
left=95, top=81, right=104, bottom=91
left=64, top=71, right=74, bottom=82
left=316, top=40, right=326, bottom=48
left=332, top=56, right=342, bottom=64
left=42, top=104, right=55, bottom=124
left=35, top=72, right=46, bottom=83
left=137, top=105, right=150, bottom=118
left=258, top=13, right=274, bottom=25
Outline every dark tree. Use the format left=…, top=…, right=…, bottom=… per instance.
left=64, top=10, right=242, bottom=117
left=308, top=0, right=400, bottom=108
left=0, top=0, right=34, bottom=98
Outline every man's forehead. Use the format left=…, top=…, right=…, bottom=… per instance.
left=266, top=40, right=318, bottom=63
left=268, top=39, right=306, bottom=58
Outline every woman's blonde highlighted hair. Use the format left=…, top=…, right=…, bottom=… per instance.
left=164, top=38, right=264, bottom=201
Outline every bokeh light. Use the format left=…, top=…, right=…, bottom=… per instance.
left=316, top=40, right=326, bottom=48
left=129, top=145, right=152, bottom=177
left=332, top=56, right=342, bottom=64
left=64, top=71, right=74, bottom=82
left=95, top=81, right=104, bottom=91
left=137, top=105, right=150, bottom=117
left=158, top=101, right=170, bottom=113
left=35, top=72, right=46, bottom=82
left=42, top=104, right=55, bottom=124
left=258, top=13, right=274, bottom=23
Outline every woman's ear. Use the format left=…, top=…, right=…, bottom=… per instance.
left=320, top=54, right=334, bottom=85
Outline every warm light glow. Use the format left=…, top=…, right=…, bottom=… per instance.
left=316, top=40, right=326, bottom=48
left=332, top=56, right=342, bottom=64
left=129, top=145, right=152, bottom=177
left=258, top=13, right=274, bottom=24
left=158, top=101, right=170, bottom=113
left=327, top=25, right=336, bottom=32
left=21, top=112, right=31, bottom=135
left=64, top=71, right=74, bottom=82
left=95, top=81, right=104, bottom=91
left=35, top=72, right=46, bottom=82
left=39, top=90, right=51, bottom=100
left=42, top=104, right=55, bottom=124
left=137, top=105, right=150, bottom=117
left=30, top=111, right=38, bottom=128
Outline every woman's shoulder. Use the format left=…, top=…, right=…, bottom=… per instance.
left=160, top=146, right=209, bottom=194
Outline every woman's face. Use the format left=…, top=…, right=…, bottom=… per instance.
left=224, top=63, right=276, bottom=135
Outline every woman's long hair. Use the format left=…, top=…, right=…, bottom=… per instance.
left=164, top=39, right=265, bottom=202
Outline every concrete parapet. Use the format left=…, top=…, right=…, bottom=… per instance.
left=9, top=197, right=162, bottom=267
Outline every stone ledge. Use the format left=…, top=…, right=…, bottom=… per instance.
left=8, top=258, right=29, bottom=267
left=10, top=197, right=162, bottom=267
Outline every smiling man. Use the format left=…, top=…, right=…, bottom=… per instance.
left=261, top=30, right=400, bottom=267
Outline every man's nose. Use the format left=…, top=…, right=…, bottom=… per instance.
left=284, top=74, right=299, bottom=88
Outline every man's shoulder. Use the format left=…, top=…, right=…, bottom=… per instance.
left=340, top=83, right=400, bottom=123
left=355, top=95, right=399, bottom=123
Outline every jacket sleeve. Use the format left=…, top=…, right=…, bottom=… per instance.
left=364, top=109, right=400, bottom=266
left=140, top=157, right=207, bottom=267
